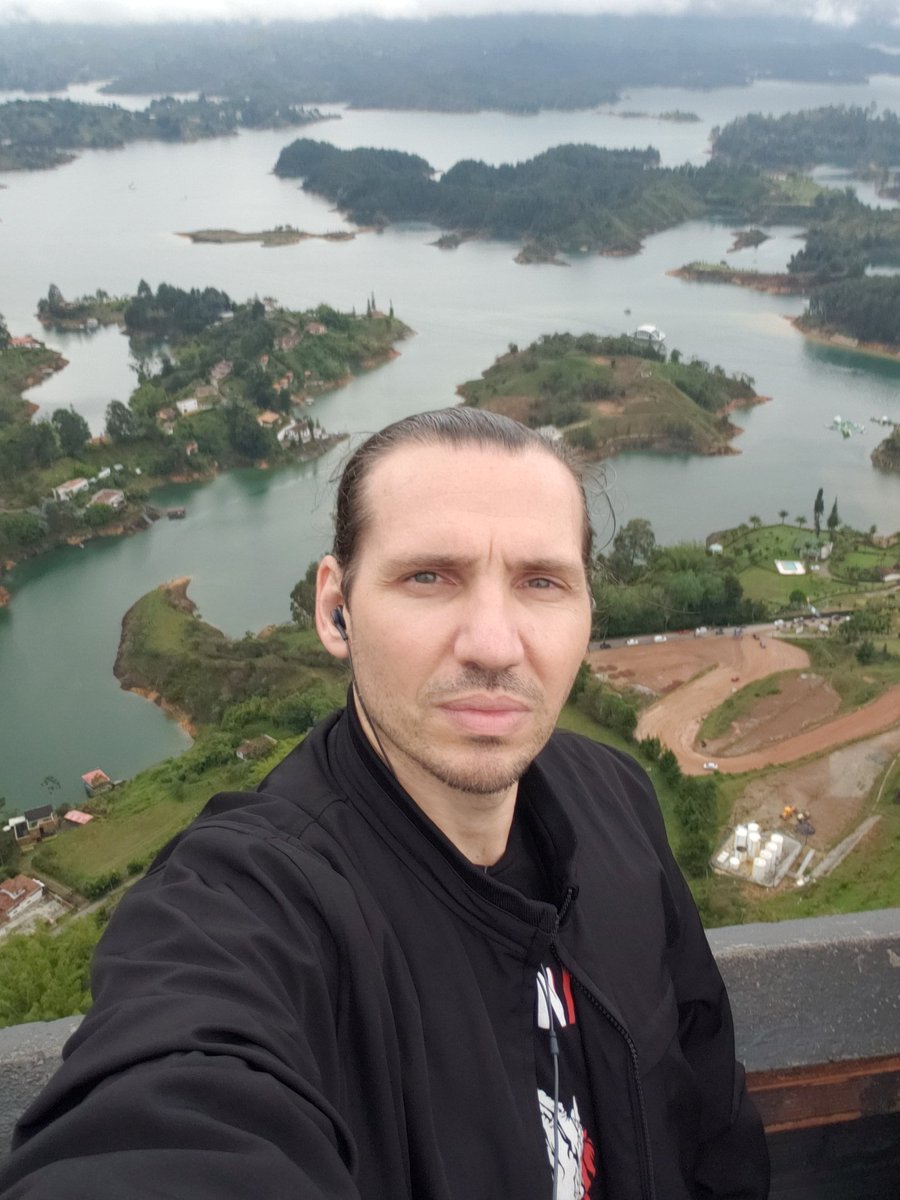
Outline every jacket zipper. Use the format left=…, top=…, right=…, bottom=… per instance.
left=551, top=944, right=657, bottom=1200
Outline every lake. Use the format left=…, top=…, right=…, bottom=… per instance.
left=1, top=78, right=899, bottom=811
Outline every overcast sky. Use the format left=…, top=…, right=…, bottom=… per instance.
left=0, top=2, right=897, bottom=29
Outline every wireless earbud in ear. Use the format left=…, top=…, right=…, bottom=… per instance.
left=331, top=606, right=348, bottom=643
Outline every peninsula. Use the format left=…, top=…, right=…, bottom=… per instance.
left=179, top=227, right=356, bottom=247
left=0, top=288, right=409, bottom=589
left=457, top=333, right=765, bottom=459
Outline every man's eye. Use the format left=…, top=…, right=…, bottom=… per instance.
left=410, top=571, right=439, bottom=584
left=527, top=577, right=556, bottom=589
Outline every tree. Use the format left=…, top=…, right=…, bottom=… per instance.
left=608, top=518, right=656, bottom=581
left=827, top=497, right=840, bottom=535
left=748, top=515, right=762, bottom=529
left=0, top=311, right=9, bottom=349
left=813, top=486, right=824, bottom=536
left=51, top=407, right=90, bottom=457
left=777, top=509, right=788, bottom=524
left=290, top=561, right=318, bottom=628
left=795, top=515, right=807, bottom=528
left=105, top=399, right=138, bottom=443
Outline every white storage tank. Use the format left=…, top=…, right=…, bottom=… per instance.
left=728, top=854, right=742, bottom=872
left=734, top=825, right=748, bottom=853
left=747, top=829, right=762, bottom=859
left=751, top=856, right=768, bottom=884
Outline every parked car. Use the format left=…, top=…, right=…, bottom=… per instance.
left=626, top=638, right=639, bottom=646
left=653, top=634, right=667, bottom=643
left=703, top=761, right=719, bottom=771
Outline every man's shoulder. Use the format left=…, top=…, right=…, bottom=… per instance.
left=150, top=712, right=349, bottom=872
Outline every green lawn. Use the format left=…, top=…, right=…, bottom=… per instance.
left=31, top=737, right=299, bottom=890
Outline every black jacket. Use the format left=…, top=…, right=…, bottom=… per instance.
left=1, top=709, right=768, bottom=1199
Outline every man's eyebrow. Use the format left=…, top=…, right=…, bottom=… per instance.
left=380, top=554, right=584, bottom=578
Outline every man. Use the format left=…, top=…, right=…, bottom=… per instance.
left=0, top=408, right=768, bottom=1199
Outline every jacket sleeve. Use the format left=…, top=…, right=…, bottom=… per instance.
left=613, top=751, right=770, bottom=1200
left=0, top=823, right=364, bottom=1200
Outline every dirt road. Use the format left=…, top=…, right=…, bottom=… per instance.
left=592, top=634, right=900, bottom=775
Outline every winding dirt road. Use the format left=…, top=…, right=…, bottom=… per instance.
left=593, top=633, right=900, bottom=775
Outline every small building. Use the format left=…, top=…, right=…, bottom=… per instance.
left=89, top=488, right=126, bottom=511
left=277, top=422, right=302, bottom=445
left=305, top=322, right=327, bottom=336
left=256, top=411, right=282, bottom=429
left=536, top=425, right=563, bottom=443
left=235, top=735, right=277, bottom=762
left=633, top=324, right=666, bottom=344
left=708, top=543, right=724, bottom=555
left=81, top=769, right=112, bottom=797
left=52, top=478, right=89, bottom=503
left=2, top=805, right=59, bottom=845
left=277, top=331, right=301, bottom=352
left=157, top=407, right=178, bottom=423
left=176, top=398, right=200, bottom=417
left=96, top=467, right=112, bottom=482
left=185, top=440, right=199, bottom=457
left=63, top=810, right=94, bottom=827
left=0, top=875, right=45, bottom=925
left=9, top=335, right=41, bottom=349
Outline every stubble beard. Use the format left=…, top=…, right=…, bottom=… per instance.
left=359, top=667, right=555, bottom=798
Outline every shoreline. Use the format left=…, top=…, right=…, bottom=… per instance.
left=115, top=578, right=198, bottom=738
left=786, top=316, right=900, bottom=362
left=667, top=265, right=815, bottom=295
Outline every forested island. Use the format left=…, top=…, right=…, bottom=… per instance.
left=179, top=227, right=356, bottom=247
left=871, top=427, right=900, bottom=472
left=0, top=287, right=408, bottom=578
left=274, top=139, right=814, bottom=257
left=1, top=15, right=897, bottom=112
left=796, top=276, right=900, bottom=354
left=0, top=97, right=334, bottom=171
left=458, top=333, right=763, bottom=459
left=711, top=105, right=900, bottom=176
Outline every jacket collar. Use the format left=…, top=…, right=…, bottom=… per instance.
left=322, top=696, right=579, bottom=951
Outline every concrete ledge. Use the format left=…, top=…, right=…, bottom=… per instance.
left=708, top=908, right=900, bottom=1071
left=1, top=910, right=898, bottom=1162
left=0, top=1017, right=81, bottom=1156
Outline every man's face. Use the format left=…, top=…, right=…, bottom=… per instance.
left=318, top=442, right=592, bottom=806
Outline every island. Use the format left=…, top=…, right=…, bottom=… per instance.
left=871, top=427, right=900, bottom=472
left=178, top=227, right=356, bottom=247
left=273, top=138, right=814, bottom=259
left=711, top=105, right=900, bottom=175
left=791, top=276, right=900, bottom=361
left=0, top=96, right=337, bottom=171
left=457, top=333, right=766, bottom=459
left=0, top=287, right=410, bottom=590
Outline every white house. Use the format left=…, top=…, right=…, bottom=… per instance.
left=52, top=478, right=89, bottom=503
left=176, top=398, right=200, bottom=417
left=633, top=324, right=666, bottom=344
left=0, top=875, right=45, bottom=926
left=89, top=488, right=126, bottom=511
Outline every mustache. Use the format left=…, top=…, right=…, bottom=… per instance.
left=425, top=669, right=542, bottom=704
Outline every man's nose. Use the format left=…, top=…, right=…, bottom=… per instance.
left=453, top=587, right=525, bottom=671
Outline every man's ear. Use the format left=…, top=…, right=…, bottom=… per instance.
left=315, top=555, right=350, bottom=660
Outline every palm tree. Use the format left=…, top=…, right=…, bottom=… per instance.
left=749, top=515, right=762, bottom=529
left=778, top=509, right=788, bottom=524
left=796, top=515, right=807, bottom=528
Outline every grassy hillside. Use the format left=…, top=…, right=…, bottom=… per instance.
left=459, top=333, right=761, bottom=459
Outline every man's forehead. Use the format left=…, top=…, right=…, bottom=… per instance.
left=358, top=441, right=586, bottom=561
left=364, top=440, right=578, bottom=504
